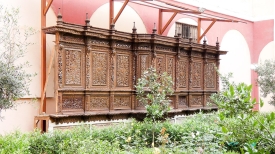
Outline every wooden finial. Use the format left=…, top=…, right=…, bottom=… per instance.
left=203, top=36, right=207, bottom=45
left=152, top=23, right=157, bottom=34
left=85, top=13, right=90, bottom=26
left=110, top=18, right=115, bottom=30
left=216, top=37, right=220, bottom=50
left=57, top=8, right=63, bottom=25
left=132, top=22, right=137, bottom=34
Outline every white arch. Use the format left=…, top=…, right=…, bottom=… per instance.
left=219, top=30, right=251, bottom=85
left=257, top=41, right=275, bottom=112
left=90, top=2, right=147, bottom=33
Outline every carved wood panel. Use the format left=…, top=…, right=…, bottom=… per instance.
left=178, top=96, right=187, bottom=107
left=166, top=56, right=175, bottom=83
left=60, top=45, right=85, bottom=89
left=62, top=95, right=84, bottom=111
left=156, top=55, right=166, bottom=75
left=44, top=22, right=226, bottom=116
left=205, top=62, right=216, bottom=90
left=136, top=100, right=145, bottom=109
left=116, top=53, right=131, bottom=87
left=90, top=51, right=109, bottom=87
left=191, top=60, right=203, bottom=90
left=65, top=49, right=82, bottom=85
left=140, top=54, right=149, bottom=75
left=177, top=59, right=188, bottom=89
left=86, top=96, right=109, bottom=111
left=114, top=96, right=131, bottom=109
left=205, top=94, right=216, bottom=107
left=61, top=34, right=84, bottom=44
left=189, top=95, right=203, bottom=107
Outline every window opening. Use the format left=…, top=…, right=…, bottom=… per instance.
left=175, top=22, right=197, bottom=42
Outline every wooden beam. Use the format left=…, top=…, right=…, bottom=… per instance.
left=40, top=47, right=55, bottom=114
left=160, top=11, right=178, bottom=35
left=43, top=0, right=53, bottom=15
left=162, top=9, right=200, bottom=14
left=109, top=0, right=114, bottom=27
left=197, top=18, right=201, bottom=43
left=198, top=19, right=217, bottom=42
left=41, top=0, right=46, bottom=114
left=113, top=0, right=129, bottom=23
left=156, top=0, right=191, bottom=11
left=158, top=9, right=163, bottom=35
left=41, top=0, right=47, bottom=132
left=200, top=18, right=239, bottom=22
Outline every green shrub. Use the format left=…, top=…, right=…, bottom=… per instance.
left=2, top=112, right=274, bottom=153
left=211, top=71, right=275, bottom=153
left=0, top=131, right=30, bottom=154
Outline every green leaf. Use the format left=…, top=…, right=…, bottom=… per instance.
left=221, top=126, right=228, bottom=133
left=260, top=99, right=264, bottom=108
left=253, top=120, right=258, bottom=127
left=229, top=85, right=235, bottom=96
left=270, top=112, right=275, bottom=121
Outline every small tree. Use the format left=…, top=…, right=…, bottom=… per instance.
left=254, top=60, right=275, bottom=107
left=135, top=67, right=174, bottom=121
left=210, top=71, right=257, bottom=118
left=135, top=67, right=174, bottom=147
left=0, top=5, right=36, bottom=117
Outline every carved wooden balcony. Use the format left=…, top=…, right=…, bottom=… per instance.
left=43, top=20, right=226, bottom=123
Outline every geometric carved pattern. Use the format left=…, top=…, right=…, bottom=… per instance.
left=178, top=60, right=188, bottom=88
left=62, top=35, right=84, bottom=44
left=138, top=44, right=150, bottom=50
left=205, top=63, right=215, bottom=88
left=116, top=54, right=130, bottom=87
left=86, top=50, right=90, bottom=88
left=167, top=57, right=174, bottom=77
left=192, top=52, right=202, bottom=57
left=137, top=100, right=145, bottom=108
left=156, top=56, right=165, bottom=75
left=58, top=48, right=63, bottom=88
left=114, top=97, right=130, bottom=108
left=92, top=52, right=107, bottom=86
left=116, top=42, right=131, bottom=49
left=62, top=96, right=83, bottom=110
left=88, top=97, right=109, bottom=110
left=65, top=50, right=81, bottom=85
left=206, top=54, right=216, bottom=59
left=156, top=45, right=174, bottom=52
left=192, top=62, right=202, bottom=88
left=91, top=39, right=109, bottom=46
left=206, top=95, right=215, bottom=106
left=190, top=95, right=202, bottom=106
left=178, top=96, right=187, bottom=106
left=140, top=55, right=148, bottom=75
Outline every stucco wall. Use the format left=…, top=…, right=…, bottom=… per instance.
left=220, top=30, right=251, bottom=85
left=0, top=0, right=57, bottom=134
